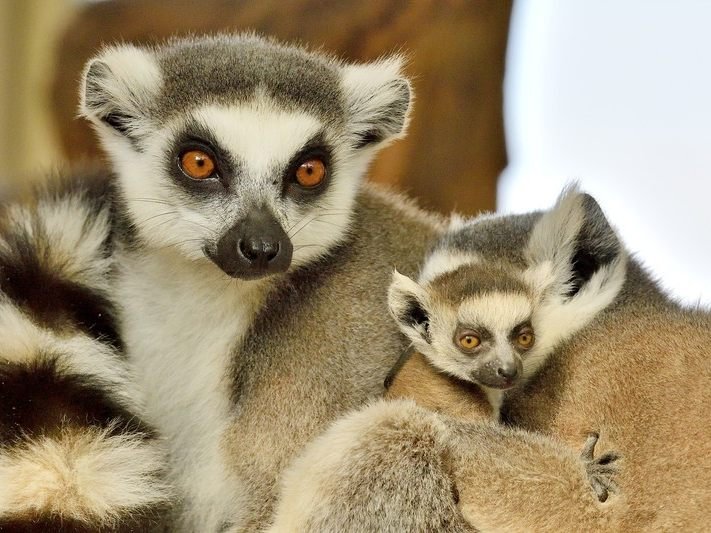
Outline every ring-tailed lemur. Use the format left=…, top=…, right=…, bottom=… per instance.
left=0, top=173, right=172, bottom=530
left=385, top=189, right=626, bottom=419
left=74, top=34, right=442, bottom=530
left=270, top=187, right=711, bottom=531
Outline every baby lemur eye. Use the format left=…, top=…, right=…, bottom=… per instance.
left=457, top=332, right=481, bottom=351
left=295, top=158, right=326, bottom=188
left=180, top=149, right=217, bottom=180
left=516, top=329, right=535, bottom=349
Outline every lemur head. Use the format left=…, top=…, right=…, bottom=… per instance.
left=79, top=34, right=411, bottom=279
left=389, top=188, right=628, bottom=388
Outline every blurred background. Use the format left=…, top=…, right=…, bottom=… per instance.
left=0, top=0, right=708, bottom=303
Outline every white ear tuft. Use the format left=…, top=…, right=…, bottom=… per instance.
left=80, top=44, right=162, bottom=137
left=341, top=55, right=412, bottom=149
left=388, top=270, right=431, bottom=344
left=524, top=183, right=624, bottom=297
left=525, top=184, right=586, bottom=277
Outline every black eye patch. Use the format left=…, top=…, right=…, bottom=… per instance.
left=165, top=121, right=238, bottom=196
left=281, top=131, right=334, bottom=204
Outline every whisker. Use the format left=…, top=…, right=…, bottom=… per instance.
left=126, top=197, right=175, bottom=206
left=287, top=214, right=315, bottom=238
left=134, top=211, right=180, bottom=226
left=293, top=243, right=330, bottom=251
left=307, top=217, right=342, bottom=229
left=289, top=218, right=318, bottom=239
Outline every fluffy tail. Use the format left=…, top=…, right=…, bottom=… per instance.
left=0, top=172, right=172, bottom=530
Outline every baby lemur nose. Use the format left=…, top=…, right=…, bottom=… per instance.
left=496, top=363, right=519, bottom=380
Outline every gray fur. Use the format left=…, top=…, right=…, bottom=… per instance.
left=436, top=212, right=541, bottom=267
left=429, top=263, right=531, bottom=302
left=225, top=188, right=441, bottom=527
left=155, top=35, right=345, bottom=124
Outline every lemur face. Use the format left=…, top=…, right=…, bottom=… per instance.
left=80, top=35, right=411, bottom=279
left=389, top=188, right=629, bottom=388
left=391, top=263, right=538, bottom=389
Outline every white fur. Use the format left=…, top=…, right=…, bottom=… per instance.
left=80, top=44, right=162, bottom=141
left=482, top=387, right=505, bottom=420
left=388, top=269, right=432, bottom=343
left=524, top=255, right=627, bottom=379
left=456, top=292, right=533, bottom=333
left=0, top=300, right=52, bottom=364
left=418, top=249, right=480, bottom=284
left=521, top=187, right=628, bottom=378
left=116, top=247, right=270, bottom=530
left=341, top=55, right=411, bottom=146
left=0, top=427, right=171, bottom=525
left=0, top=199, right=112, bottom=292
left=525, top=185, right=586, bottom=291
left=0, top=300, right=137, bottom=411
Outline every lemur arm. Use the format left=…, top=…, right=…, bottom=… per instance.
left=268, top=400, right=623, bottom=533
left=0, top=175, right=172, bottom=531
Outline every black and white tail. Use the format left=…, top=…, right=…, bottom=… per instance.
left=0, top=172, right=172, bottom=531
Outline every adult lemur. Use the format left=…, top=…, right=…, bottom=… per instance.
left=78, top=34, right=437, bottom=531
left=271, top=189, right=711, bottom=531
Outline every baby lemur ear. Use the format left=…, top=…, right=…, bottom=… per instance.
left=341, top=55, right=412, bottom=149
left=80, top=44, right=162, bottom=139
left=388, top=270, right=431, bottom=344
left=525, top=186, right=625, bottom=298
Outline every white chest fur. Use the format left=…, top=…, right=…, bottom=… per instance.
left=116, top=248, right=269, bottom=530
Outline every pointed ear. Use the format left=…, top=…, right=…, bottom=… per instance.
left=341, top=55, right=412, bottom=149
left=388, top=270, right=431, bottom=344
left=525, top=186, right=624, bottom=298
left=79, top=44, right=161, bottom=138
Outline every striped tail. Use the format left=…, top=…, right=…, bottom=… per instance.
left=0, top=173, right=173, bottom=531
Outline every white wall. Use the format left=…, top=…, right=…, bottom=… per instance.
left=499, top=0, right=711, bottom=305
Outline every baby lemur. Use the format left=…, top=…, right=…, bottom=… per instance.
left=387, top=192, right=625, bottom=420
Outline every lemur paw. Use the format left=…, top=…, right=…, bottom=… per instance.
left=580, top=432, right=620, bottom=503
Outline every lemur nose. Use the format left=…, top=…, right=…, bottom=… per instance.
left=239, top=238, right=280, bottom=262
left=497, top=364, right=519, bottom=380
left=207, top=207, right=293, bottom=279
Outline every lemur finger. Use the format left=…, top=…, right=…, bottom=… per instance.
left=596, top=451, right=621, bottom=466
left=580, top=432, right=600, bottom=460
left=590, top=478, right=609, bottom=503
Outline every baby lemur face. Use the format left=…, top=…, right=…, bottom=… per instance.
left=389, top=189, right=630, bottom=391
left=393, top=263, right=541, bottom=389
left=80, top=35, right=411, bottom=280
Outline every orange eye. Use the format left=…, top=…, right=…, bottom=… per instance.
left=457, top=333, right=481, bottom=351
left=295, top=158, right=326, bottom=188
left=180, top=150, right=216, bottom=180
left=517, top=330, right=535, bottom=349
